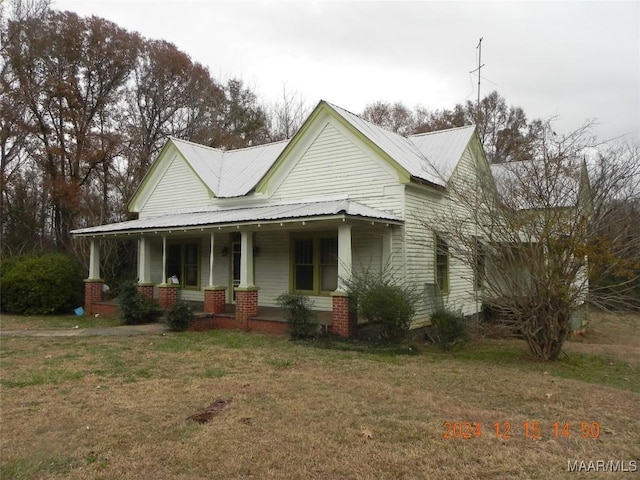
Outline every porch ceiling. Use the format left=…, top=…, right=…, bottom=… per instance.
left=71, top=199, right=402, bottom=237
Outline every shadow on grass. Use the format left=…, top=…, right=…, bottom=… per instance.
left=294, top=334, right=423, bottom=358
left=295, top=334, right=639, bottom=392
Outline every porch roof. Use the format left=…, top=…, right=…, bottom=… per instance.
left=71, top=199, right=402, bottom=237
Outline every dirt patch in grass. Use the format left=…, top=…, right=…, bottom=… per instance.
left=1, top=318, right=639, bottom=479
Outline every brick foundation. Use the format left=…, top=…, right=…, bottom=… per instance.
left=204, top=287, right=227, bottom=314
left=188, top=315, right=216, bottom=332
left=247, top=318, right=288, bottom=335
left=136, top=284, right=154, bottom=300
left=91, top=302, right=120, bottom=317
left=213, top=315, right=242, bottom=330
left=158, top=284, right=179, bottom=309
left=84, top=280, right=104, bottom=315
left=235, top=289, right=258, bottom=330
left=330, top=294, right=357, bottom=338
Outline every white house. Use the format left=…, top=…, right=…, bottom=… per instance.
left=72, top=101, right=490, bottom=336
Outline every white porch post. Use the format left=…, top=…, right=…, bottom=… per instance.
left=162, top=236, right=167, bottom=284
left=138, top=236, right=151, bottom=284
left=337, top=223, right=352, bottom=292
left=239, top=230, right=254, bottom=288
left=209, top=233, right=215, bottom=287
left=88, top=239, right=101, bottom=280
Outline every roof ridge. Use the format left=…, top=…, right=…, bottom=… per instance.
left=168, top=136, right=224, bottom=153
left=409, top=124, right=476, bottom=138
left=223, top=138, right=289, bottom=154
left=169, top=135, right=288, bottom=154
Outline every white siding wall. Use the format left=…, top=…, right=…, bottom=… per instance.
left=351, top=224, right=384, bottom=273
left=270, top=122, right=403, bottom=216
left=253, top=227, right=386, bottom=311
left=254, top=230, right=296, bottom=308
left=140, top=153, right=211, bottom=218
left=403, top=145, right=483, bottom=324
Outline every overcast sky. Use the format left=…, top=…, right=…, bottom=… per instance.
left=54, top=0, right=639, bottom=143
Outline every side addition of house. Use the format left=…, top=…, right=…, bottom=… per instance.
left=72, top=101, right=489, bottom=336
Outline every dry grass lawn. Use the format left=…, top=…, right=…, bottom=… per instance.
left=0, top=312, right=638, bottom=479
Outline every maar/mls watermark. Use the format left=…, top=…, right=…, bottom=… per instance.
left=567, top=460, right=637, bottom=473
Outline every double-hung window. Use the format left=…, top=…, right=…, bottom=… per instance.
left=167, top=242, right=200, bottom=289
left=292, top=234, right=338, bottom=294
left=435, top=235, right=449, bottom=294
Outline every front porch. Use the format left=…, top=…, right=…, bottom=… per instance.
left=86, top=298, right=336, bottom=336
left=78, top=209, right=400, bottom=337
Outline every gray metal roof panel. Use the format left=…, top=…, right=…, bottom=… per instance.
left=169, top=137, right=287, bottom=198
left=408, top=125, right=477, bottom=181
left=326, top=103, right=447, bottom=186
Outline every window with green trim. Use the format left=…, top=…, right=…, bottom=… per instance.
left=167, top=241, right=200, bottom=289
left=292, top=234, right=338, bottom=294
left=435, top=235, right=449, bottom=294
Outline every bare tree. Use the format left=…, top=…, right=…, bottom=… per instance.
left=268, top=85, right=309, bottom=141
left=432, top=120, right=640, bottom=360
left=2, top=10, right=139, bottom=250
left=361, top=100, right=415, bottom=137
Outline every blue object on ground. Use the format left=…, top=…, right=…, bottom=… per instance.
left=74, top=307, right=84, bottom=316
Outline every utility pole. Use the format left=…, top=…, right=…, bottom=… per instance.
left=470, top=37, right=484, bottom=125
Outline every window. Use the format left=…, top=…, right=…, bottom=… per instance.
left=167, top=242, right=200, bottom=289
left=292, top=234, right=338, bottom=294
left=435, top=235, right=449, bottom=294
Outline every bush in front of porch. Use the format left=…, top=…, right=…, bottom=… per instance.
left=344, top=267, right=419, bottom=344
left=119, top=281, right=160, bottom=325
left=275, top=293, right=318, bottom=339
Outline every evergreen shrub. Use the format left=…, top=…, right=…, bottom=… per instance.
left=345, top=267, right=418, bottom=344
left=119, top=281, right=159, bottom=325
left=276, top=293, right=318, bottom=339
left=0, top=253, right=83, bottom=315
left=166, top=300, right=194, bottom=331
left=430, top=308, right=470, bottom=351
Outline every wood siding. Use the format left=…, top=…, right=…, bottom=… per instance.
left=403, top=144, right=483, bottom=323
left=270, top=121, right=403, bottom=216
left=139, top=153, right=211, bottom=218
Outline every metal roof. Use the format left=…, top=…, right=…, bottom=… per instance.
left=166, top=103, right=475, bottom=199
left=169, top=137, right=288, bottom=198
left=408, top=125, right=478, bottom=181
left=71, top=199, right=402, bottom=236
left=326, top=102, right=476, bottom=186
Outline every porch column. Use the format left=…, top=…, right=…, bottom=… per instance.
left=138, top=236, right=152, bottom=284
left=331, top=223, right=356, bottom=337
left=204, top=233, right=226, bottom=314
left=137, top=236, right=154, bottom=300
left=84, top=239, right=104, bottom=315
left=162, top=236, right=167, bottom=284
left=239, top=230, right=255, bottom=288
left=88, top=239, right=101, bottom=280
left=235, top=230, right=257, bottom=330
left=209, top=233, right=215, bottom=287
left=336, top=223, right=352, bottom=292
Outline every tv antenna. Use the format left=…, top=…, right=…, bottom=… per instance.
left=470, top=37, right=484, bottom=124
